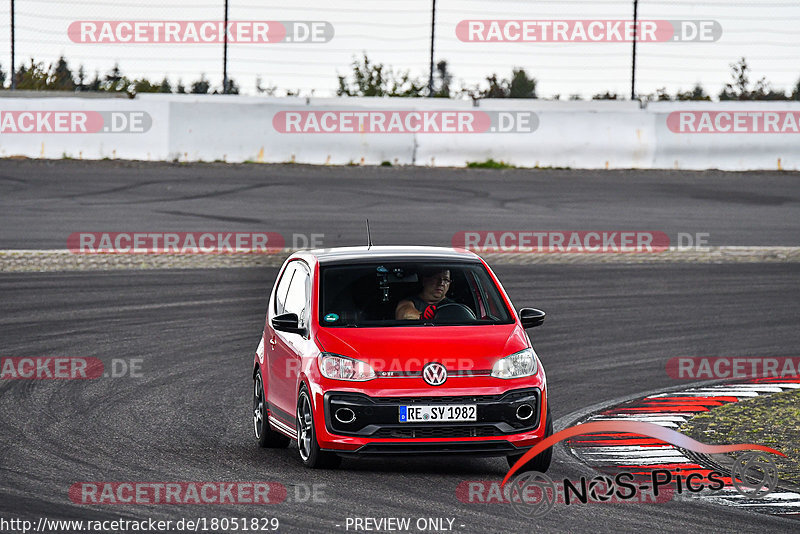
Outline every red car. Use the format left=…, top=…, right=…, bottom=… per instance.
left=252, top=246, right=551, bottom=470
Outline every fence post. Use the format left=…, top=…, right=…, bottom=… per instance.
left=428, top=0, right=436, bottom=96
left=10, top=0, right=16, bottom=90
left=223, top=0, right=229, bottom=93
left=631, top=0, right=638, bottom=100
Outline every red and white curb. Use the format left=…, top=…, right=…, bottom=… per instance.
left=567, top=377, right=800, bottom=516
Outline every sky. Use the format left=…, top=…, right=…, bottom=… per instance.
left=0, top=0, right=798, bottom=99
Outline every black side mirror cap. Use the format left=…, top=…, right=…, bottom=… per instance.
left=271, top=312, right=307, bottom=336
left=519, top=308, right=546, bottom=329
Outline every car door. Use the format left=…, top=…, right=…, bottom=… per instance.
left=265, top=262, right=297, bottom=423
left=268, top=261, right=310, bottom=419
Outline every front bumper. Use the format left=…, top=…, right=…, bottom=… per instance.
left=335, top=440, right=522, bottom=457
left=317, top=387, right=545, bottom=454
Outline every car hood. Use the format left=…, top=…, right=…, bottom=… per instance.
left=315, top=324, right=529, bottom=372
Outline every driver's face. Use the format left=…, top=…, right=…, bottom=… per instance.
left=421, top=270, right=451, bottom=303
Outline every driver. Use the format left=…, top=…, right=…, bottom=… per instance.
left=395, top=268, right=453, bottom=320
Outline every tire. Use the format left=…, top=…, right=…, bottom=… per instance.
left=253, top=370, right=290, bottom=448
left=296, top=386, right=341, bottom=469
left=506, top=408, right=553, bottom=473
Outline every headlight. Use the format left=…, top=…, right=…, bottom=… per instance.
left=318, top=353, right=376, bottom=381
left=491, top=348, right=537, bottom=379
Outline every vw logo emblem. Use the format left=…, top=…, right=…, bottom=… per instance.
left=422, top=362, right=447, bottom=386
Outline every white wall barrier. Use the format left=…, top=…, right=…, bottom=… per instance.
left=0, top=94, right=798, bottom=170
left=0, top=97, right=170, bottom=160
left=650, top=101, right=799, bottom=171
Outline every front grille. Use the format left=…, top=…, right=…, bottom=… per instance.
left=371, top=394, right=502, bottom=404
left=325, top=388, right=541, bottom=438
left=373, top=425, right=502, bottom=439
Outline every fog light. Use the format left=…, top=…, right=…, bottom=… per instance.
left=515, top=404, right=533, bottom=421
left=335, top=407, right=356, bottom=424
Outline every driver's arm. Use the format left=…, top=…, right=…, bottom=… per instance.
left=395, top=299, right=422, bottom=320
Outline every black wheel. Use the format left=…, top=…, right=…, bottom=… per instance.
left=506, top=408, right=553, bottom=473
left=253, top=370, right=290, bottom=448
left=296, top=386, right=341, bottom=469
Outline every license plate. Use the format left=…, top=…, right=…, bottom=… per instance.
left=399, top=404, right=477, bottom=423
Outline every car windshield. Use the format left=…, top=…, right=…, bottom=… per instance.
left=319, top=262, right=514, bottom=327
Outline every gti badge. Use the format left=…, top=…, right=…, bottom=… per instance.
left=422, top=362, right=447, bottom=386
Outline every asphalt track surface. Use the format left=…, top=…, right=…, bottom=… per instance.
left=0, top=160, right=799, bottom=249
left=1, top=160, right=799, bottom=533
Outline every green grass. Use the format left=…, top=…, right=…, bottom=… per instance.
left=466, top=158, right=515, bottom=169
left=680, top=388, right=800, bottom=486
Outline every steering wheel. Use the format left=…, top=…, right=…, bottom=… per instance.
left=433, top=302, right=477, bottom=321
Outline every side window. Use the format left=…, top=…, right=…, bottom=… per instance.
left=465, top=270, right=487, bottom=317
left=284, top=266, right=310, bottom=326
left=472, top=268, right=506, bottom=318
left=274, top=263, right=297, bottom=315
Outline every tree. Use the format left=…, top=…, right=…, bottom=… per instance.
left=718, top=57, right=787, bottom=100
left=592, top=91, right=620, bottom=100
left=337, top=54, right=388, bottom=96
left=101, top=63, right=130, bottom=93
left=49, top=56, right=75, bottom=90
left=508, top=68, right=536, bottom=98
left=87, top=71, right=102, bottom=91
left=655, top=87, right=672, bottom=101
left=719, top=57, right=750, bottom=100
left=256, top=76, right=277, bottom=95
left=675, top=83, right=711, bottom=101
left=750, top=82, right=789, bottom=101
left=480, top=74, right=508, bottom=98
left=339, top=54, right=380, bottom=96
left=176, top=79, right=186, bottom=94
left=337, top=54, right=425, bottom=97
left=431, top=60, right=452, bottom=98
left=14, top=59, right=49, bottom=90
left=132, top=78, right=159, bottom=94
left=223, top=78, right=239, bottom=94
left=387, top=72, right=425, bottom=97
left=158, top=77, right=172, bottom=93
left=0, top=63, right=6, bottom=88
left=191, top=74, right=210, bottom=94
left=792, top=78, right=800, bottom=101
left=473, top=68, right=537, bottom=99
left=76, top=65, right=87, bottom=91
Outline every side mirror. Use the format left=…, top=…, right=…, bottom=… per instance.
left=519, top=308, right=546, bottom=329
left=271, top=312, right=307, bottom=336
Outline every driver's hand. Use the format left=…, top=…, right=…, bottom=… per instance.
left=422, top=304, right=437, bottom=320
